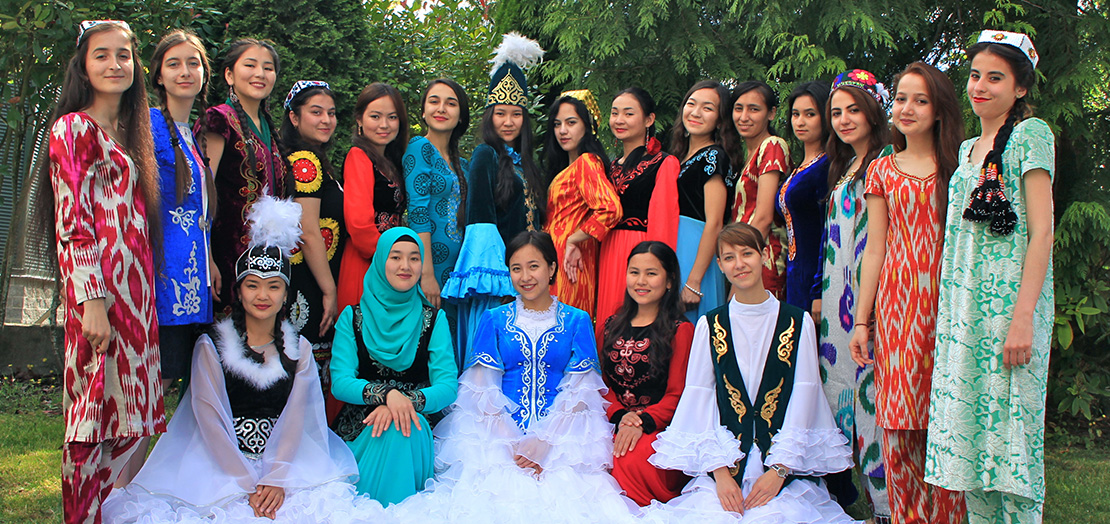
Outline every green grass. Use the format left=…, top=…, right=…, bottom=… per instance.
left=1, top=378, right=1107, bottom=523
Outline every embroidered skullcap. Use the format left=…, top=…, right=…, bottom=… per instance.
left=977, top=30, right=1039, bottom=68
left=831, top=69, right=890, bottom=106
left=284, top=80, right=331, bottom=110
left=77, top=20, right=131, bottom=45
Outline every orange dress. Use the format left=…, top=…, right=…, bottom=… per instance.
left=731, top=136, right=790, bottom=296
left=545, top=153, right=622, bottom=319
left=864, top=155, right=941, bottom=430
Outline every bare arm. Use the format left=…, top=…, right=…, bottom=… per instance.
left=1003, top=169, right=1053, bottom=368
left=204, top=132, right=225, bottom=176
left=682, top=176, right=727, bottom=304
left=749, top=171, right=782, bottom=238
left=849, top=194, right=888, bottom=366
left=294, top=197, right=338, bottom=337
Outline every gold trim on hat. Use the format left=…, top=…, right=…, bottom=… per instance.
left=488, top=74, right=528, bottom=107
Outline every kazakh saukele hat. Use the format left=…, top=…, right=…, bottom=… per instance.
left=235, top=196, right=303, bottom=285
left=486, top=32, right=545, bottom=109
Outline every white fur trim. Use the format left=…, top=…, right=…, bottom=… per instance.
left=279, top=320, right=301, bottom=361
left=214, top=318, right=290, bottom=390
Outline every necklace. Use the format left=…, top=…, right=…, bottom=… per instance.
left=248, top=338, right=274, bottom=351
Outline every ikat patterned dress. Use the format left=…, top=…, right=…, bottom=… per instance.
left=926, top=118, right=1055, bottom=518
left=732, top=136, right=790, bottom=296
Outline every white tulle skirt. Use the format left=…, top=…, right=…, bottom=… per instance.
left=641, top=474, right=860, bottom=524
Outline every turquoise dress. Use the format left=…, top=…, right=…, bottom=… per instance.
left=403, top=136, right=469, bottom=287
left=330, top=301, right=458, bottom=504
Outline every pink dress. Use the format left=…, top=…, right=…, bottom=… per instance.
left=50, top=112, right=165, bottom=443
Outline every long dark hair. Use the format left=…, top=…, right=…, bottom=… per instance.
left=786, top=81, right=831, bottom=157
left=279, top=85, right=339, bottom=177
left=543, top=96, right=610, bottom=178
left=419, top=78, right=469, bottom=230
left=966, top=41, right=1037, bottom=194
left=602, top=241, right=687, bottom=380
left=479, top=104, right=545, bottom=216
left=36, top=22, right=161, bottom=269
left=213, top=39, right=287, bottom=185
left=669, top=80, right=732, bottom=160
left=612, top=87, right=659, bottom=169
left=150, top=29, right=215, bottom=211
left=505, top=230, right=558, bottom=285
left=351, top=82, right=408, bottom=203
left=223, top=292, right=295, bottom=373
left=825, top=86, right=890, bottom=191
left=729, top=80, right=781, bottom=174
left=891, top=62, right=964, bottom=223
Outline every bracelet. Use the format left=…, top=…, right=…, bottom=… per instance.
left=854, top=322, right=868, bottom=327
left=684, top=283, right=703, bottom=298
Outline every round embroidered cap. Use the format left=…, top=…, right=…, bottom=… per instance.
left=831, top=69, right=890, bottom=106
left=284, top=80, right=330, bottom=110
left=977, top=30, right=1039, bottom=68
left=77, top=20, right=131, bottom=45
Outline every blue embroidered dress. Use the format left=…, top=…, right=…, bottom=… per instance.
left=403, top=136, right=469, bottom=287
left=150, top=108, right=212, bottom=328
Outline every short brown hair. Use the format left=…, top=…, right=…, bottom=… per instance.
left=716, top=222, right=765, bottom=256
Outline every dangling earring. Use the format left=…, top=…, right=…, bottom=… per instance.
left=229, top=88, right=240, bottom=104
left=683, top=129, right=690, bottom=138
left=358, top=124, right=363, bottom=136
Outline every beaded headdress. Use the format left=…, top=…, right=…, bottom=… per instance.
left=486, top=32, right=544, bottom=109
left=284, top=80, right=330, bottom=110
left=977, top=30, right=1039, bottom=68
left=560, top=89, right=602, bottom=132
left=235, top=196, right=303, bottom=284
left=831, top=69, right=890, bottom=106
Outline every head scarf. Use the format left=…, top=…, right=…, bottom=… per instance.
left=358, top=227, right=429, bottom=371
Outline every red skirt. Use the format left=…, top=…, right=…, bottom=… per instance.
left=595, top=229, right=646, bottom=341
left=612, top=431, right=689, bottom=506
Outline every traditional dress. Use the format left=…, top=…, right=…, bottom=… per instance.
left=647, top=293, right=858, bottom=523
left=927, top=118, right=1055, bottom=523
left=817, top=158, right=889, bottom=519
left=731, top=136, right=789, bottom=297
left=676, top=144, right=729, bottom=321
left=286, top=149, right=346, bottom=375
left=442, top=143, right=542, bottom=367
left=596, top=137, right=680, bottom=336
left=103, top=319, right=390, bottom=523
left=337, top=147, right=404, bottom=312
left=545, top=152, right=622, bottom=319
left=600, top=317, right=694, bottom=505
left=330, top=228, right=458, bottom=504
left=198, top=103, right=291, bottom=310
left=150, top=107, right=213, bottom=380
left=51, top=112, right=165, bottom=524
left=864, top=155, right=964, bottom=523
left=775, top=153, right=828, bottom=311
left=391, top=298, right=639, bottom=524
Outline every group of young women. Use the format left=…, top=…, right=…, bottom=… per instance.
left=49, top=20, right=1053, bottom=524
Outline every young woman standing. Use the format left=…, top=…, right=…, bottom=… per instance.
left=543, top=90, right=622, bottom=319
left=728, top=81, right=790, bottom=297
left=776, top=81, right=830, bottom=313
left=818, top=69, right=891, bottom=518
left=337, top=83, right=407, bottom=312
left=45, top=20, right=164, bottom=523
left=669, top=80, right=731, bottom=322
left=926, top=31, right=1055, bottom=523
left=600, top=241, right=692, bottom=505
left=595, top=87, right=680, bottom=335
left=849, top=62, right=967, bottom=524
left=199, top=38, right=291, bottom=311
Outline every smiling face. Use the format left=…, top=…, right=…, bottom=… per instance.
left=967, top=50, right=1027, bottom=122
left=790, top=94, right=822, bottom=146
left=682, top=88, right=721, bottom=139
left=223, top=45, right=275, bottom=103
left=291, top=93, right=337, bottom=146
left=829, top=89, right=872, bottom=148
left=717, top=241, right=768, bottom=293
left=508, top=244, right=555, bottom=304
left=610, top=93, right=655, bottom=145
left=733, top=90, right=774, bottom=139
left=359, top=95, right=400, bottom=148
left=383, top=239, right=422, bottom=292
left=553, top=102, right=587, bottom=155
left=625, top=252, right=670, bottom=308
left=158, top=41, right=204, bottom=103
left=85, top=29, right=134, bottom=97
left=491, top=104, right=523, bottom=144
left=423, top=82, right=462, bottom=134
left=239, top=274, right=287, bottom=323
left=892, top=73, right=936, bottom=139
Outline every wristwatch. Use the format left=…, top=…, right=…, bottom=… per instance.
left=769, top=464, right=791, bottom=479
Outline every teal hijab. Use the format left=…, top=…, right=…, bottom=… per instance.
left=358, top=227, right=429, bottom=371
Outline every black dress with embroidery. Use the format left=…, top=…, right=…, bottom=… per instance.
left=677, top=144, right=732, bottom=221
left=608, top=141, right=669, bottom=233
left=222, top=344, right=297, bottom=457
left=331, top=305, right=438, bottom=441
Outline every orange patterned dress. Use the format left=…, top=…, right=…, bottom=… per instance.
left=863, top=155, right=941, bottom=430
left=731, top=136, right=790, bottom=296
left=545, top=153, right=622, bottom=319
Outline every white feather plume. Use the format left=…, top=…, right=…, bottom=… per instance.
left=245, top=196, right=303, bottom=255
left=489, top=32, right=544, bottom=77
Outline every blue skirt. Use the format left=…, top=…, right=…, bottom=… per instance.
left=677, top=215, right=726, bottom=323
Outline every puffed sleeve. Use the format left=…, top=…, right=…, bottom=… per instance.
left=419, top=309, right=460, bottom=414
left=763, top=315, right=853, bottom=476
left=404, top=137, right=435, bottom=234
left=289, top=150, right=325, bottom=197
left=650, top=316, right=745, bottom=476
left=49, top=114, right=106, bottom=305
left=576, top=154, right=623, bottom=242
left=343, top=147, right=381, bottom=259
left=640, top=320, right=694, bottom=433
left=198, top=104, right=232, bottom=142
left=647, top=154, right=680, bottom=250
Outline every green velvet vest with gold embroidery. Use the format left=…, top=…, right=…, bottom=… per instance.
left=707, top=301, right=805, bottom=481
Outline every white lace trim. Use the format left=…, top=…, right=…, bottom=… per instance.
left=514, top=296, right=559, bottom=342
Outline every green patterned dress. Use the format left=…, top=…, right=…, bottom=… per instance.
left=925, top=118, right=1055, bottom=513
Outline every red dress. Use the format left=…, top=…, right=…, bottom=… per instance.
left=731, top=136, right=790, bottom=296
left=337, top=147, right=403, bottom=311
left=600, top=317, right=694, bottom=505
left=50, top=113, right=166, bottom=443
left=545, top=153, right=622, bottom=319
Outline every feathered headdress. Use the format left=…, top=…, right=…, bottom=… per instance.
left=235, top=196, right=303, bottom=284
left=486, top=32, right=544, bottom=108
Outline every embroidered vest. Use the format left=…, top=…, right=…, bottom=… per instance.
left=707, top=302, right=806, bottom=483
